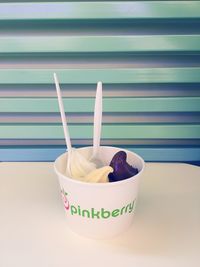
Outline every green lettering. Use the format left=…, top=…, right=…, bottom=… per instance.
left=125, top=204, right=129, bottom=213
left=71, top=205, right=77, bottom=215
left=128, top=201, right=135, bottom=213
left=101, top=208, right=110, bottom=219
left=112, top=209, right=120, bottom=217
left=91, top=208, right=100, bottom=219
left=78, top=205, right=81, bottom=215
left=120, top=206, right=126, bottom=215
left=70, top=200, right=135, bottom=219
left=82, top=209, right=90, bottom=218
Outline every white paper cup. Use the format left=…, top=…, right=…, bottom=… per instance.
left=54, top=146, right=145, bottom=239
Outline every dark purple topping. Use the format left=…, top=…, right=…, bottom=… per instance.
left=108, top=151, right=138, bottom=182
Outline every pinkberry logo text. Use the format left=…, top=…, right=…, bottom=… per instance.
left=61, top=189, right=136, bottom=219
left=70, top=201, right=135, bottom=219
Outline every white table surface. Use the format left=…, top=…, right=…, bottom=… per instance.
left=0, top=162, right=200, bottom=267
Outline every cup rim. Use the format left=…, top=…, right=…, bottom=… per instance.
left=54, top=145, right=145, bottom=187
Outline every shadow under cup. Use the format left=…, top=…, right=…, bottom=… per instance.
left=54, top=146, right=145, bottom=239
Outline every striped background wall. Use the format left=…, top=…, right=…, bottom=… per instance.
left=0, top=1, right=200, bottom=162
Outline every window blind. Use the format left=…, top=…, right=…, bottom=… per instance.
left=0, top=1, right=200, bottom=162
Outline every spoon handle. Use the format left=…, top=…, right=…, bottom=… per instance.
left=54, top=73, right=72, bottom=174
left=54, top=73, right=72, bottom=153
left=93, top=81, right=102, bottom=158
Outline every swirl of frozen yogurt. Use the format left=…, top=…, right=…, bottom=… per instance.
left=84, top=166, right=113, bottom=183
left=67, top=148, right=96, bottom=180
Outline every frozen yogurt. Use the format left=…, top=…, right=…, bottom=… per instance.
left=108, top=151, right=138, bottom=182
left=84, top=166, right=113, bottom=183
left=66, top=149, right=138, bottom=183
left=66, top=148, right=113, bottom=183
left=67, top=148, right=96, bottom=181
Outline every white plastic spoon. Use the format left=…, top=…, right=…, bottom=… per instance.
left=91, top=81, right=103, bottom=166
left=53, top=73, right=72, bottom=175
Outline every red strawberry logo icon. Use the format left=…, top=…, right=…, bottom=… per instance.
left=61, top=189, right=70, bottom=211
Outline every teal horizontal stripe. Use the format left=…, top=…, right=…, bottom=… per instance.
left=0, top=97, right=200, bottom=113
left=0, top=68, right=200, bottom=84
left=1, top=139, right=199, bottom=146
left=0, top=147, right=199, bottom=162
left=0, top=2, right=199, bottom=20
left=0, top=124, right=199, bottom=139
left=1, top=35, right=200, bottom=53
left=1, top=113, right=200, bottom=124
